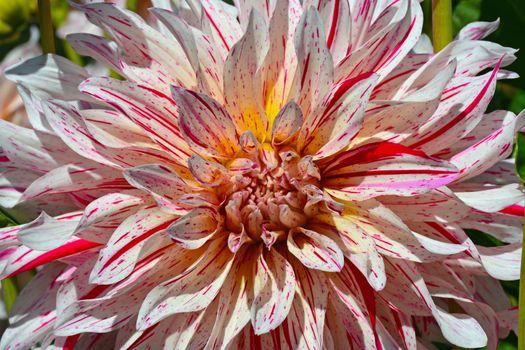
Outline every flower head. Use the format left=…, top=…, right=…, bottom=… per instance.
left=0, top=1, right=523, bottom=349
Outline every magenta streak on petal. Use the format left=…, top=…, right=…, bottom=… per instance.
left=326, top=0, right=340, bottom=49
left=98, top=220, right=174, bottom=273
left=409, top=57, right=503, bottom=149
left=6, top=240, right=102, bottom=278
left=203, top=7, right=230, bottom=51
left=323, top=168, right=456, bottom=180
left=377, top=17, right=417, bottom=71
left=32, top=315, right=57, bottom=333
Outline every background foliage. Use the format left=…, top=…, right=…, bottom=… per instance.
left=0, top=0, right=523, bottom=348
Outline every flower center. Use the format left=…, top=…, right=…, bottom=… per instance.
left=220, top=143, right=324, bottom=247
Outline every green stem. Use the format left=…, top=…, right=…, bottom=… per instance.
left=37, top=0, right=55, bottom=54
left=1, top=277, right=18, bottom=315
left=518, top=216, right=525, bottom=350
left=431, top=0, right=453, bottom=51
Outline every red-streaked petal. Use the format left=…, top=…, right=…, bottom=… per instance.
left=173, top=86, right=240, bottom=158
left=322, top=142, right=458, bottom=200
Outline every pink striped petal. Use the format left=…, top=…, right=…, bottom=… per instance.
left=223, top=10, right=269, bottom=140
left=89, top=208, right=176, bottom=284
left=406, top=58, right=504, bottom=154
left=334, top=0, right=423, bottom=82
left=0, top=264, right=66, bottom=350
left=322, top=142, right=458, bottom=200
left=354, top=60, right=456, bottom=147
left=18, top=211, right=81, bottom=251
left=328, top=266, right=376, bottom=349
left=271, top=101, right=302, bottom=145
left=259, top=0, right=303, bottom=122
left=74, top=2, right=196, bottom=92
left=450, top=110, right=524, bottom=182
left=167, top=207, right=219, bottom=250
left=75, top=190, right=149, bottom=240
left=124, top=164, right=190, bottom=214
left=287, top=227, right=344, bottom=272
left=173, top=86, right=240, bottom=158
left=42, top=101, right=119, bottom=168
left=381, top=258, right=487, bottom=348
left=379, top=187, right=470, bottom=222
left=252, top=249, right=296, bottom=334
left=457, top=19, right=500, bottom=40
left=67, top=33, right=121, bottom=75
left=298, top=72, right=378, bottom=159
left=80, top=77, right=192, bottom=164
left=150, top=8, right=224, bottom=102
left=80, top=109, right=153, bottom=148
left=205, top=252, right=255, bottom=348
left=5, top=54, right=91, bottom=102
left=294, top=8, right=334, bottom=117
left=19, top=164, right=129, bottom=204
left=188, top=154, right=228, bottom=187
left=279, top=260, right=328, bottom=349
left=137, top=239, right=234, bottom=330
left=200, top=0, right=243, bottom=58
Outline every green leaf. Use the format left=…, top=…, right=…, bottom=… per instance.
left=515, top=132, right=525, bottom=182
left=1, top=278, right=18, bottom=315
left=0, top=0, right=35, bottom=44
left=452, top=0, right=481, bottom=35
left=481, top=0, right=525, bottom=91
left=510, top=89, right=525, bottom=115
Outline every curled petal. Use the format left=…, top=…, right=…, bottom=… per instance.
left=124, top=164, right=190, bottom=214
left=271, top=101, right=303, bottom=145
left=18, top=212, right=79, bottom=251
left=173, top=86, right=239, bottom=158
left=168, top=207, right=219, bottom=250
left=287, top=227, right=344, bottom=272
left=188, top=154, right=228, bottom=187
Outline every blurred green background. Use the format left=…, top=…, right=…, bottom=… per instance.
left=0, top=0, right=523, bottom=348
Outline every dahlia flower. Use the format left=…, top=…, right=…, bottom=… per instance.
left=0, top=0, right=524, bottom=349
left=0, top=28, right=40, bottom=126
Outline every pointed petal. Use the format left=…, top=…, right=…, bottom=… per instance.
left=223, top=9, right=269, bottom=140
left=137, top=239, right=234, bottom=329
left=124, top=164, right=190, bottom=214
left=18, top=212, right=79, bottom=251
left=168, top=207, right=219, bottom=249
left=322, top=142, right=458, bottom=200
left=80, top=77, right=191, bottom=164
left=271, top=101, right=303, bottom=145
left=150, top=8, right=224, bottom=102
left=200, top=0, right=243, bottom=58
left=188, top=154, right=229, bottom=187
left=293, top=8, right=334, bottom=117
left=287, top=227, right=344, bottom=272
left=299, top=73, right=378, bottom=159
left=5, top=54, right=90, bottom=102
left=89, top=208, right=176, bottom=284
left=252, top=249, right=296, bottom=334
left=407, top=59, right=503, bottom=154
left=75, top=2, right=196, bottom=92
left=450, top=110, right=523, bottom=182
left=379, top=187, right=469, bottom=222
left=457, top=19, right=500, bottom=40
left=259, top=0, right=303, bottom=122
